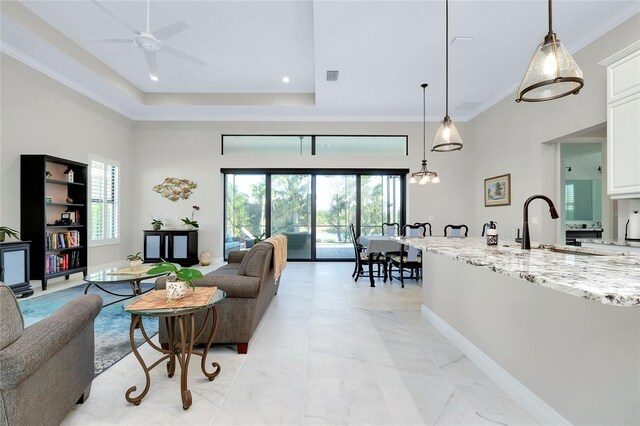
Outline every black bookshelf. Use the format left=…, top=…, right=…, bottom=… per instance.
left=21, top=155, right=88, bottom=291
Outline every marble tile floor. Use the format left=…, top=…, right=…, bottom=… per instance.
left=61, top=262, right=537, bottom=426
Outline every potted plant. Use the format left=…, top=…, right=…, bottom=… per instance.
left=181, top=205, right=200, bottom=229
left=126, top=252, right=144, bottom=270
left=151, top=217, right=163, bottom=231
left=147, top=261, right=204, bottom=300
left=0, top=226, right=19, bottom=243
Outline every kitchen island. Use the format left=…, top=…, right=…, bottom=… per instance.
left=398, top=236, right=640, bottom=425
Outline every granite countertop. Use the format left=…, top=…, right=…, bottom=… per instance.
left=577, top=238, right=640, bottom=248
left=395, top=236, right=640, bottom=307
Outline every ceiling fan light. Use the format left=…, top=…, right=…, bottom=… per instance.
left=516, top=34, right=583, bottom=102
left=149, top=72, right=159, bottom=81
left=432, top=117, right=463, bottom=152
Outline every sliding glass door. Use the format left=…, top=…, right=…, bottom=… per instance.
left=271, top=174, right=312, bottom=259
left=224, top=174, right=266, bottom=257
left=316, top=175, right=357, bottom=259
left=361, top=175, right=402, bottom=235
left=223, top=170, right=406, bottom=260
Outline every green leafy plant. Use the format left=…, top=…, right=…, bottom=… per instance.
left=126, top=252, right=143, bottom=262
left=147, top=260, right=203, bottom=290
left=0, top=226, right=19, bottom=242
left=150, top=216, right=164, bottom=230
left=253, top=232, right=266, bottom=244
left=182, top=205, right=200, bottom=229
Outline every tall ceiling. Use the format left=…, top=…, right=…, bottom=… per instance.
left=1, top=0, right=638, bottom=121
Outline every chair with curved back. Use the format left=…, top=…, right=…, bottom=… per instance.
left=413, top=222, right=433, bottom=237
left=381, top=222, right=400, bottom=237
left=387, top=224, right=425, bottom=287
left=350, top=224, right=386, bottom=282
left=444, top=224, right=469, bottom=237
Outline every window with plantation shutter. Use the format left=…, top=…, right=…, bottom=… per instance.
left=89, top=155, right=120, bottom=245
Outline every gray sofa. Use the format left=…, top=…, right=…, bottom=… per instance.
left=0, top=283, right=102, bottom=426
left=155, top=242, right=278, bottom=354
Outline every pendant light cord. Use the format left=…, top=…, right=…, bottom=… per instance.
left=548, top=0, right=553, bottom=34
left=146, top=0, right=151, bottom=33
left=445, top=0, right=449, bottom=118
left=422, top=84, right=427, bottom=161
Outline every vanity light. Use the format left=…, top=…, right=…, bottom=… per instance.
left=515, top=0, right=584, bottom=102
left=410, top=84, right=439, bottom=185
left=432, top=0, right=463, bottom=152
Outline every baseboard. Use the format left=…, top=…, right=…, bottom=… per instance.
left=421, top=305, right=571, bottom=426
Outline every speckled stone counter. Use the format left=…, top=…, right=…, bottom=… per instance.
left=577, top=238, right=640, bottom=248
left=397, top=236, right=640, bottom=307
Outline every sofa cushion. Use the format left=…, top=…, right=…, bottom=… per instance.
left=192, top=275, right=260, bottom=298
left=238, top=243, right=270, bottom=278
left=0, top=284, right=24, bottom=350
left=208, top=263, right=240, bottom=276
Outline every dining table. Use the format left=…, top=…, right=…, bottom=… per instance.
left=356, top=235, right=402, bottom=287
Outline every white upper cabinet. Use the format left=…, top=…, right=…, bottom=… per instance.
left=601, top=42, right=640, bottom=199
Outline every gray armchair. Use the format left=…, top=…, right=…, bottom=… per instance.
left=0, top=283, right=102, bottom=426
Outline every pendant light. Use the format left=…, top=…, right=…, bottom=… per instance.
left=515, top=0, right=583, bottom=102
left=411, top=84, right=440, bottom=185
left=432, top=0, right=463, bottom=152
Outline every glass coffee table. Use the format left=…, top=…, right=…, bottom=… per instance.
left=123, top=289, right=226, bottom=410
left=83, top=268, right=169, bottom=307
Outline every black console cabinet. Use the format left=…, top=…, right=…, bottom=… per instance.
left=0, top=241, right=34, bottom=298
left=143, top=230, right=198, bottom=266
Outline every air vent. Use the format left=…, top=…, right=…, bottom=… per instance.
left=451, top=36, right=476, bottom=45
left=456, top=101, right=481, bottom=110
left=326, top=70, right=339, bottom=81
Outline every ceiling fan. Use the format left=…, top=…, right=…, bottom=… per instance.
left=90, top=0, right=206, bottom=81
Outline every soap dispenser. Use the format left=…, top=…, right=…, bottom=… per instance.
left=486, top=221, right=498, bottom=246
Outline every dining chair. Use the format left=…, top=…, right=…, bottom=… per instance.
left=387, top=224, right=425, bottom=287
left=350, top=224, right=386, bottom=282
left=444, top=224, right=469, bottom=237
left=413, top=222, right=433, bottom=236
left=381, top=222, right=400, bottom=237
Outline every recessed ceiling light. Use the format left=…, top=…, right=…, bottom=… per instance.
left=149, top=73, right=159, bottom=82
left=282, top=76, right=290, bottom=83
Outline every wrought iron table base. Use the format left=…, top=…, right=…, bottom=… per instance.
left=84, top=280, right=152, bottom=307
left=125, top=306, right=221, bottom=410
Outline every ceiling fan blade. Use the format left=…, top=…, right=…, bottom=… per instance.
left=153, top=21, right=188, bottom=41
left=145, top=50, right=158, bottom=75
left=162, top=46, right=207, bottom=67
left=91, top=0, right=139, bottom=35
left=88, top=38, right=133, bottom=44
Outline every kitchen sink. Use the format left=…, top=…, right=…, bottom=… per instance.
left=533, top=246, right=616, bottom=256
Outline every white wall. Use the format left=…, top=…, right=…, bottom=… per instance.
left=131, top=121, right=475, bottom=258
left=0, top=54, right=135, bottom=269
left=466, top=14, right=640, bottom=243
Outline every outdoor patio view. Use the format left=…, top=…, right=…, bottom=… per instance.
left=224, top=172, right=404, bottom=260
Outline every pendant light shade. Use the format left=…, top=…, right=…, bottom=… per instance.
left=432, top=0, right=463, bottom=152
left=432, top=116, right=463, bottom=152
left=410, top=84, right=439, bottom=185
left=516, top=0, right=583, bottom=102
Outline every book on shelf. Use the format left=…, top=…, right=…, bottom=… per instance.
left=45, top=230, right=80, bottom=249
left=44, top=251, right=80, bottom=274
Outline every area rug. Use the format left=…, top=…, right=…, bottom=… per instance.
left=18, top=281, right=158, bottom=376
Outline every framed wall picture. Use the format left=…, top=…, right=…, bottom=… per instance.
left=484, top=173, right=511, bottom=207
